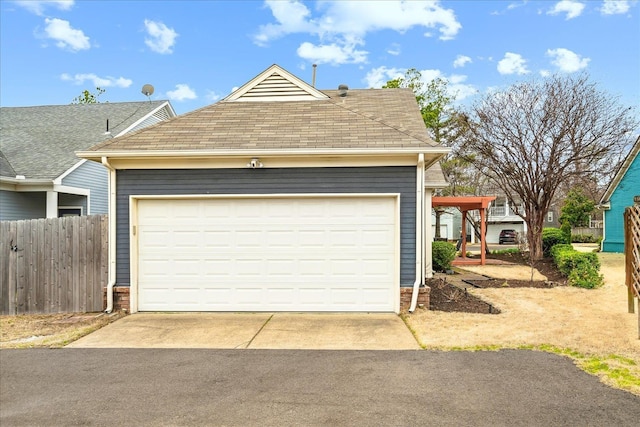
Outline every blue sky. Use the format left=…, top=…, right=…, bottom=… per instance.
left=1, top=0, right=638, bottom=118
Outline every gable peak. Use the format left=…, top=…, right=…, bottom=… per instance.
left=224, top=64, right=329, bottom=102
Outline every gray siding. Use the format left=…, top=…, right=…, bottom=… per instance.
left=0, top=190, right=45, bottom=221
left=116, top=167, right=417, bottom=287
left=62, top=160, right=108, bottom=215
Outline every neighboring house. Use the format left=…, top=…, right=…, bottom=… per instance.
left=484, top=196, right=527, bottom=243
left=464, top=194, right=526, bottom=244
left=426, top=163, right=454, bottom=240
left=545, top=204, right=561, bottom=229
left=0, top=101, right=176, bottom=221
left=599, top=135, right=640, bottom=252
left=77, top=64, right=449, bottom=314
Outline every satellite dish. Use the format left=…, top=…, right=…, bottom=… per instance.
left=141, top=84, right=154, bottom=97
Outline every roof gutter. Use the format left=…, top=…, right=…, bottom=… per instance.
left=409, top=153, right=425, bottom=313
left=76, top=147, right=450, bottom=161
left=101, top=157, right=117, bottom=313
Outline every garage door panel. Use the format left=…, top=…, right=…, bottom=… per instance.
left=136, top=197, right=397, bottom=312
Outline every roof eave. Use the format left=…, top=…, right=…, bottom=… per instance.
left=599, top=135, right=640, bottom=204
left=77, top=147, right=451, bottom=161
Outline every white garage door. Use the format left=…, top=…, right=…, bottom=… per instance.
left=135, top=196, right=398, bottom=312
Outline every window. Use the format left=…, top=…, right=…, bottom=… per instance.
left=58, top=207, right=82, bottom=217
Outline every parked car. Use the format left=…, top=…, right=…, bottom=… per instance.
left=499, top=229, right=518, bottom=244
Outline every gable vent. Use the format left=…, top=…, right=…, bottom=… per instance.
left=224, top=64, right=329, bottom=102
left=240, top=73, right=317, bottom=100
left=128, top=108, right=172, bottom=133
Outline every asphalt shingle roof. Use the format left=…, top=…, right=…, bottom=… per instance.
left=0, top=101, right=168, bottom=180
left=85, top=88, right=438, bottom=154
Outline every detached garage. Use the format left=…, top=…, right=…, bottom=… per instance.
left=78, top=64, right=448, bottom=313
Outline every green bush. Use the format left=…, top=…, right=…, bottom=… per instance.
left=560, top=222, right=572, bottom=243
left=550, top=244, right=603, bottom=288
left=568, top=264, right=604, bottom=289
left=571, top=234, right=602, bottom=244
left=432, top=241, right=457, bottom=272
left=542, top=228, right=570, bottom=257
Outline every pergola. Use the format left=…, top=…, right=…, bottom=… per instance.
left=432, top=196, right=496, bottom=265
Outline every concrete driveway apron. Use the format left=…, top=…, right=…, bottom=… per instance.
left=66, top=312, right=421, bottom=350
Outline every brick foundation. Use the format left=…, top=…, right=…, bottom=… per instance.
left=103, top=285, right=429, bottom=313
left=103, top=286, right=130, bottom=313
left=400, top=286, right=430, bottom=312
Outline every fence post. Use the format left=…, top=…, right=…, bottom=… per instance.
left=625, top=209, right=634, bottom=314
left=625, top=205, right=640, bottom=339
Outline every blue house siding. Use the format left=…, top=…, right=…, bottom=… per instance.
left=0, top=190, right=45, bottom=221
left=62, top=160, right=108, bottom=215
left=115, top=167, right=417, bottom=288
left=603, top=153, right=640, bottom=253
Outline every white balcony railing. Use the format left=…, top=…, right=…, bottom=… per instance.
left=487, top=206, right=521, bottom=217
left=589, top=219, right=603, bottom=229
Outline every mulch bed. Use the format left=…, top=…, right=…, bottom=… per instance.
left=465, top=278, right=558, bottom=289
left=427, top=277, right=500, bottom=314
left=427, top=252, right=568, bottom=314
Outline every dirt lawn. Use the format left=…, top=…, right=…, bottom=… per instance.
left=0, top=312, right=124, bottom=348
left=404, top=251, right=640, bottom=394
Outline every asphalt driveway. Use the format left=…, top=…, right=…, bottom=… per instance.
left=2, top=349, right=639, bottom=426
left=66, top=312, right=421, bottom=350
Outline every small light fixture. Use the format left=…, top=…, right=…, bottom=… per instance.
left=247, top=158, right=263, bottom=169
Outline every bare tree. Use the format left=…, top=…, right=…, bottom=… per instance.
left=461, top=73, right=637, bottom=260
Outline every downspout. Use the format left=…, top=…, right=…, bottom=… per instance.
left=101, top=157, right=117, bottom=313
left=409, top=154, right=425, bottom=312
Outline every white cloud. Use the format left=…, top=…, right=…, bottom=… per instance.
left=167, top=84, right=197, bottom=101
left=363, top=66, right=406, bottom=88
left=254, top=0, right=316, bottom=46
left=205, top=90, right=221, bottom=103
left=600, top=0, right=631, bottom=15
left=453, top=55, right=472, bottom=68
left=546, top=48, right=590, bottom=72
left=60, top=73, right=132, bottom=87
left=43, top=18, right=90, bottom=51
left=14, top=0, right=73, bottom=16
left=363, top=66, right=476, bottom=101
left=497, top=52, right=529, bottom=75
left=539, top=69, right=552, bottom=77
left=447, top=74, right=478, bottom=101
left=297, top=38, right=368, bottom=65
left=255, top=0, right=461, bottom=64
left=547, top=0, right=585, bottom=19
left=144, top=19, right=178, bottom=54
left=490, top=1, right=527, bottom=15
left=387, top=43, right=401, bottom=56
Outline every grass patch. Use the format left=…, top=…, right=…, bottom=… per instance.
left=491, top=248, right=520, bottom=255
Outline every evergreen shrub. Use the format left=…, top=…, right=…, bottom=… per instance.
left=432, top=241, right=457, bottom=272
left=542, top=228, right=570, bottom=257
left=550, top=244, right=603, bottom=288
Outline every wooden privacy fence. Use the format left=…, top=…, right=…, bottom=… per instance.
left=624, top=205, right=640, bottom=338
left=0, top=215, right=108, bottom=315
